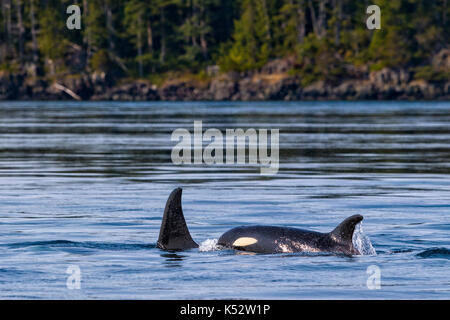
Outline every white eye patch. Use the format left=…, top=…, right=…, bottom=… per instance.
left=232, top=237, right=258, bottom=247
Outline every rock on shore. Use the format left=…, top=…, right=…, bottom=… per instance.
left=1, top=65, right=449, bottom=101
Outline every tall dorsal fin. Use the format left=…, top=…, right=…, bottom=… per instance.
left=157, top=188, right=198, bottom=250
left=330, top=214, right=363, bottom=245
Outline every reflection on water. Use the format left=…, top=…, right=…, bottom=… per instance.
left=160, top=253, right=185, bottom=268
left=0, top=101, right=449, bottom=299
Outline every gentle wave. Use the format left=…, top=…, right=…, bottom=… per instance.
left=416, top=247, right=450, bottom=259
left=6, top=240, right=156, bottom=251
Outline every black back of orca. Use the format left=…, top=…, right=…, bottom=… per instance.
left=217, top=214, right=363, bottom=255
left=157, top=188, right=363, bottom=255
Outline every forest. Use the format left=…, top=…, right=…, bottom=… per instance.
left=0, top=0, right=449, bottom=98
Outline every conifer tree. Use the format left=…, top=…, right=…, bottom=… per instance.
left=220, top=0, right=272, bottom=72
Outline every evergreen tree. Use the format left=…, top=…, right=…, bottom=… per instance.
left=219, top=0, right=272, bottom=72
left=274, top=0, right=307, bottom=54
left=0, top=0, right=446, bottom=82
left=38, top=1, right=67, bottom=75
left=179, top=0, right=218, bottom=68
left=124, top=0, right=147, bottom=77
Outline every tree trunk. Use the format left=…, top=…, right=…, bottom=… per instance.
left=200, top=21, right=208, bottom=59
left=199, top=3, right=208, bottom=59
left=147, top=19, right=154, bottom=73
left=309, top=0, right=327, bottom=38
left=137, top=15, right=143, bottom=77
left=333, top=0, right=342, bottom=46
left=261, top=0, right=271, bottom=40
left=147, top=20, right=153, bottom=54
left=296, top=0, right=306, bottom=44
left=6, top=0, right=11, bottom=50
left=83, top=0, right=91, bottom=65
left=191, top=0, right=197, bottom=47
left=160, top=7, right=166, bottom=64
left=3, top=0, right=12, bottom=60
left=105, top=2, right=115, bottom=51
left=30, top=0, right=39, bottom=63
left=1, top=0, right=6, bottom=61
left=15, top=0, right=24, bottom=64
left=308, top=0, right=319, bottom=37
left=444, top=0, right=447, bottom=28
left=318, top=0, right=327, bottom=38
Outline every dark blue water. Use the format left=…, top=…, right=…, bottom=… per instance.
left=0, top=101, right=448, bottom=299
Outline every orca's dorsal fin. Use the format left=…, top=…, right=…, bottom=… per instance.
left=157, top=188, right=198, bottom=250
left=330, top=214, right=363, bottom=246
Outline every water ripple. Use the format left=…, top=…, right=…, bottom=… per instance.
left=5, top=240, right=156, bottom=251
left=416, top=248, right=450, bottom=259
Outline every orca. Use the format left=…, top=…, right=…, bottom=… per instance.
left=157, top=188, right=363, bottom=255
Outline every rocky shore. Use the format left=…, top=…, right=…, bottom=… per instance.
left=1, top=64, right=449, bottom=101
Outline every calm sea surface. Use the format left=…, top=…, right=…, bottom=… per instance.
left=0, top=101, right=448, bottom=299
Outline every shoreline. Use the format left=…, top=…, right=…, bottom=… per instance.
left=1, top=68, right=449, bottom=102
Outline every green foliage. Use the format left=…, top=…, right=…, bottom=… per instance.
left=85, top=0, right=108, bottom=50
left=294, top=34, right=346, bottom=86
left=0, top=61, right=20, bottom=73
left=273, top=1, right=304, bottom=55
left=413, top=66, right=450, bottom=83
left=37, top=4, right=67, bottom=74
left=178, top=0, right=219, bottom=69
left=0, top=0, right=447, bottom=83
left=90, top=49, right=113, bottom=72
left=218, top=0, right=271, bottom=72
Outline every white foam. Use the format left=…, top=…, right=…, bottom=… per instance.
left=352, top=222, right=377, bottom=256
left=198, top=239, right=220, bottom=252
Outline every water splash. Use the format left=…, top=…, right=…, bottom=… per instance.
left=352, top=222, right=377, bottom=256
left=199, top=239, right=220, bottom=252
